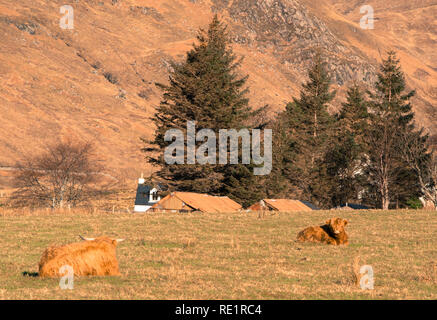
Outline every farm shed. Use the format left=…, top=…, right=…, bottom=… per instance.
left=248, top=199, right=318, bottom=212
left=149, top=192, right=242, bottom=213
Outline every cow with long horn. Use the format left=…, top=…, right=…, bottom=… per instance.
left=38, top=236, right=124, bottom=278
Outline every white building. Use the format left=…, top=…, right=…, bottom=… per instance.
left=133, top=176, right=163, bottom=212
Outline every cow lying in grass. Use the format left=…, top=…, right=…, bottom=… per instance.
left=297, top=218, right=349, bottom=245
left=38, top=236, right=124, bottom=278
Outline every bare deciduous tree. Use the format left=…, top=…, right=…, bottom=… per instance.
left=365, top=121, right=399, bottom=210
left=430, top=152, right=437, bottom=208
left=400, top=131, right=436, bottom=209
left=11, top=140, right=102, bottom=208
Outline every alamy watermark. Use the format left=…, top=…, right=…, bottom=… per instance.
left=360, top=5, right=375, bottom=30
left=359, top=265, right=374, bottom=290
left=164, top=121, right=272, bottom=175
left=60, top=5, right=74, bottom=30
left=59, top=265, right=74, bottom=290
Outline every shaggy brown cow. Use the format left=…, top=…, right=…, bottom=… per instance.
left=38, top=236, right=124, bottom=278
left=297, top=218, right=349, bottom=245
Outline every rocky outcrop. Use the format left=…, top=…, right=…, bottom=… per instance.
left=214, top=0, right=376, bottom=85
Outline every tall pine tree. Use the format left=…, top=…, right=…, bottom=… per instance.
left=264, top=112, right=299, bottom=199
left=144, top=15, right=265, bottom=206
left=283, top=50, right=336, bottom=206
left=364, top=51, right=424, bottom=209
left=317, top=83, right=369, bottom=207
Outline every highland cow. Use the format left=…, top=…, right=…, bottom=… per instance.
left=38, top=236, right=124, bottom=278
left=297, top=218, right=349, bottom=245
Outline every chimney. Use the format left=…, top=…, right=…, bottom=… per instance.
left=138, top=172, right=145, bottom=184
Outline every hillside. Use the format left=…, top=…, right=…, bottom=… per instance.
left=0, top=0, right=436, bottom=187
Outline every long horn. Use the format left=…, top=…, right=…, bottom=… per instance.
left=115, top=239, right=125, bottom=243
left=79, top=235, right=95, bottom=241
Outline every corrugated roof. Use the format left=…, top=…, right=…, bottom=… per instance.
left=250, top=199, right=314, bottom=212
left=152, top=192, right=242, bottom=213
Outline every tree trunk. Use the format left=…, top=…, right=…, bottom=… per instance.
left=381, top=178, right=390, bottom=210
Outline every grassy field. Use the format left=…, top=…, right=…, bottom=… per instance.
left=0, top=208, right=436, bottom=299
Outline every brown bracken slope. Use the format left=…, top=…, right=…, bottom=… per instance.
left=0, top=0, right=435, bottom=187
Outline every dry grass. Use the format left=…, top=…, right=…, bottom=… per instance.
left=351, top=256, right=362, bottom=287
left=0, top=208, right=436, bottom=299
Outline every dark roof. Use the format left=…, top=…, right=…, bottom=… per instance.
left=300, top=200, right=320, bottom=210
left=135, top=184, right=158, bottom=206
left=339, top=203, right=370, bottom=210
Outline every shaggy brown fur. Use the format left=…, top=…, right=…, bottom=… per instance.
left=297, top=218, right=349, bottom=245
left=38, top=237, right=122, bottom=278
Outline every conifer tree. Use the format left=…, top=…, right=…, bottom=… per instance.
left=316, top=84, right=369, bottom=207
left=283, top=51, right=336, bottom=205
left=339, top=84, right=369, bottom=145
left=364, top=51, right=425, bottom=209
left=144, top=15, right=265, bottom=206
left=264, top=113, right=298, bottom=199
left=222, top=164, right=266, bottom=208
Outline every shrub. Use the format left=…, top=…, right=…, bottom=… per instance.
left=103, top=72, right=118, bottom=84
